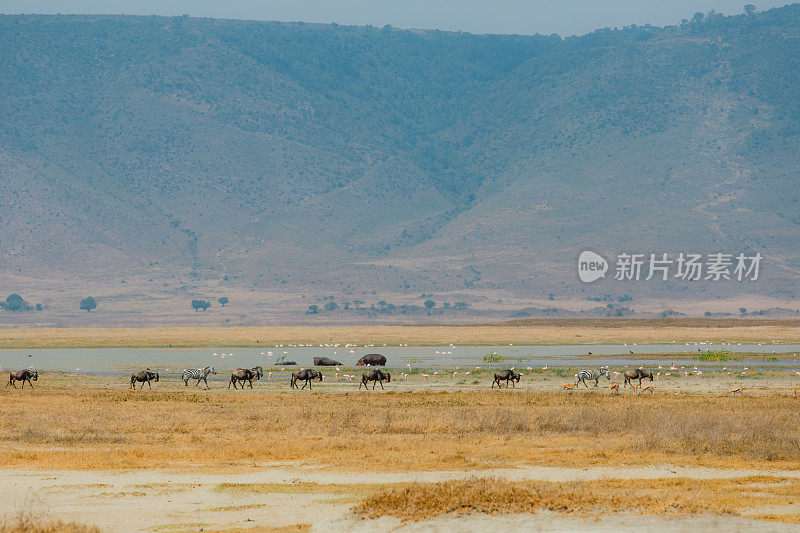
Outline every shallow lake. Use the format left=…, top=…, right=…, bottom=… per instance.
left=1, top=343, right=799, bottom=374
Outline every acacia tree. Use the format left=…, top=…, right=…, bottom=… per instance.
left=218, top=296, right=229, bottom=307
left=191, top=300, right=211, bottom=311
left=424, top=300, right=435, bottom=309
left=80, top=296, right=97, bottom=312
left=3, top=294, right=31, bottom=312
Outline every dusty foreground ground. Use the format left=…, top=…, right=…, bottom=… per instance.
left=1, top=371, right=800, bottom=532
left=1, top=319, right=800, bottom=348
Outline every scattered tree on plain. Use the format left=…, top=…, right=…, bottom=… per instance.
left=1, top=294, right=32, bottom=312
left=80, top=296, right=97, bottom=312
left=191, top=299, right=211, bottom=311
left=218, top=296, right=229, bottom=307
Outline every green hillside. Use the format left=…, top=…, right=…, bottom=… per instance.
left=0, top=7, right=799, bottom=321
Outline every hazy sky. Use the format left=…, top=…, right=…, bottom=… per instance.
left=0, top=1, right=793, bottom=35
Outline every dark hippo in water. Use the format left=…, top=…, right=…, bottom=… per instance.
left=313, top=357, right=341, bottom=366
left=356, top=353, right=386, bottom=366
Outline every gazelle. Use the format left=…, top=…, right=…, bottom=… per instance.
left=792, top=387, right=797, bottom=399
left=609, top=383, right=620, bottom=394
left=561, top=383, right=575, bottom=393
left=631, top=382, right=641, bottom=395
left=639, top=384, right=654, bottom=395
left=729, top=384, right=743, bottom=396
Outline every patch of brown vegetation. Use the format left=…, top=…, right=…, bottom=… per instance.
left=1, top=380, right=799, bottom=471
left=354, top=477, right=800, bottom=522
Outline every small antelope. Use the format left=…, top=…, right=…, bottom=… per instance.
left=729, top=384, right=743, bottom=396
left=630, top=383, right=641, bottom=395
left=561, top=383, right=575, bottom=393
left=609, top=383, right=619, bottom=394
left=792, top=387, right=797, bottom=399
left=639, top=384, right=654, bottom=395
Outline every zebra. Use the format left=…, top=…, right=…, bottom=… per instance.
left=577, top=367, right=610, bottom=388
left=182, top=366, right=216, bottom=388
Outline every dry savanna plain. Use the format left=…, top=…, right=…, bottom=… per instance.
left=1, top=320, right=800, bottom=532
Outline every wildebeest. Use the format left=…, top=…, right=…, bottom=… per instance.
left=356, top=353, right=386, bottom=366
left=228, top=366, right=263, bottom=389
left=130, top=369, right=159, bottom=389
left=623, top=368, right=653, bottom=387
left=290, top=369, right=323, bottom=389
left=360, top=369, right=391, bottom=390
left=313, top=357, right=341, bottom=366
left=7, top=369, right=38, bottom=389
left=492, top=369, right=521, bottom=389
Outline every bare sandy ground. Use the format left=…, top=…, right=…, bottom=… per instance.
left=321, top=513, right=800, bottom=532
left=3, top=465, right=800, bottom=532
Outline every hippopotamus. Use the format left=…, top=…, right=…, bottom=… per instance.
left=313, top=356, right=342, bottom=366
left=356, top=353, right=386, bottom=366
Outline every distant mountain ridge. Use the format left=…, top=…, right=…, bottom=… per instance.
left=1, top=7, right=799, bottom=321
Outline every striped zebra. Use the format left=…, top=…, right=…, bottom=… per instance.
left=577, top=367, right=610, bottom=388
left=182, top=366, right=216, bottom=388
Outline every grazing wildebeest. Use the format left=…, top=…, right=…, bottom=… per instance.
left=577, top=368, right=610, bottom=388
left=290, top=369, right=323, bottom=389
left=360, top=369, right=391, bottom=390
left=623, top=368, right=653, bottom=388
left=492, top=369, right=521, bottom=389
left=130, top=369, right=159, bottom=389
left=313, top=357, right=341, bottom=366
left=228, top=366, right=263, bottom=389
left=356, top=354, right=386, bottom=366
left=7, top=369, right=38, bottom=389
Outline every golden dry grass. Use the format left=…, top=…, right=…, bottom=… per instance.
left=1, top=319, right=800, bottom=348
left=354, top=476, right=800, bottom=522
left=1, top=380, right=799, bottom=471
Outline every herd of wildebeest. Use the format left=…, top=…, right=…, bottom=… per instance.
left=6, top=352, right=753, bottom=396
